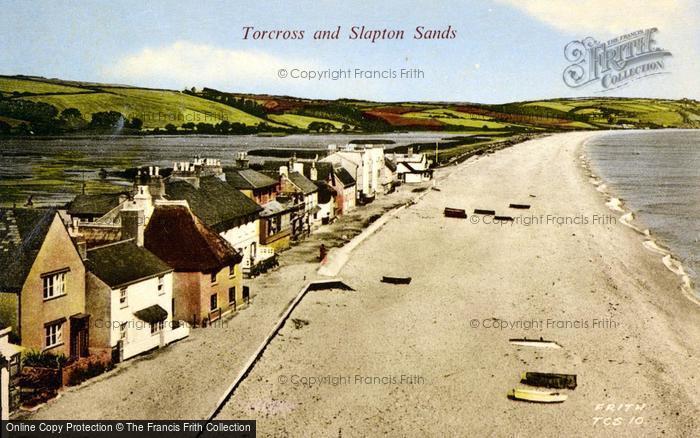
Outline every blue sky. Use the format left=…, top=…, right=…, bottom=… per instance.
left=1, top=0, right=697, bottom=102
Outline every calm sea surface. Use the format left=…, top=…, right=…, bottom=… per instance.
left=0, top=132, right=460, bottom=206
left=586, top=130, right=700, bottom=294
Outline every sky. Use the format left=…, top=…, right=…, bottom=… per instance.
left=0, top=0, right=698, bottom=103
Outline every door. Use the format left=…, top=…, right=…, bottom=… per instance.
left=70, top=315, right=90, bottom=358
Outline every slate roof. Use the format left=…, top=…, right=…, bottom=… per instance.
left=287, top=172, right=318, bottom=195
left=335, top=167, right=356, bottom=188
left=86, top=239, right=172, bottom=289
left=144, top=205, right=242, bottom=273
left=301, top=162, right=334, bottom=182
left=165, top=176, right=262, bottom=233
left=0, top=208, right=58, bottom=293
left=67, top=193, right=127, bottom=217
left=224, top=168, right=277, bottom=190
left=316, top=181, right=337, bottom=204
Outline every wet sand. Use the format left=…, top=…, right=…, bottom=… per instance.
left=215, top=132, right=700, bottom=437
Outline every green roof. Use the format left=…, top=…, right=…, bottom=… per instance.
left=165, top=176, right=262, bottom=233
left=67, top=192, right=127, bottom=217
left=87, top=240, right=172, bottom=289
left=287, top=171, right=318, bottom=195
left=224, top=168, right=277, bottom=190
left=0, top=208, right=58, bottom=293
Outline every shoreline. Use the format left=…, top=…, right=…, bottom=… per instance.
left=215, top=131, right=699, bottom=436
left=579, top=133, right=699, bottom=305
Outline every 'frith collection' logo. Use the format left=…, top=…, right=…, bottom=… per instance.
left=563, top=28, right=672, bottom=91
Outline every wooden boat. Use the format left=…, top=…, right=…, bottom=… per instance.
left=444, top=207, right=467, bottom=218
left=473, top=208, right=496, bottom=215
left=507, top=388, right=567, bottom=403
left=494, top=215, right=514, bottom=221
left=381, top=276, right=412, bottom=285
left=509, top=203, right=531, bottom=209
left=509, top=337, right=562, bottom=349
left=521, top=372, right=577, bottom=390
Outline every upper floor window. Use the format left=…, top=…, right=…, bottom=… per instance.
left=210, top=271, right=218, bottom=284
left=119, top=288, right=128, bottom=308
left=42, top=270, right=67, bottom=300
left=157, top=276, right=165, bottom=295
left=229, top=263, right=236, bottom=278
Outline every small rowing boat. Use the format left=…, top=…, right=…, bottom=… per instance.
left=507, top=388, right=567, bottom=403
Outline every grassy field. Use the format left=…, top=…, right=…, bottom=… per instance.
left=0, top=76, right=88, bottom=94
left=20, top=87, right=284, bottom=129
left=268, top=113, right=351, bottom=130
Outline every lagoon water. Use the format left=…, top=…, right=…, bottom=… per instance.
left=0, top=132, right=459, bottom=206
left=586, top=130, right=700, bottom=294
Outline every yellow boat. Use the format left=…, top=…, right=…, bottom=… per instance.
left=507, top=388, right=568, bottom=403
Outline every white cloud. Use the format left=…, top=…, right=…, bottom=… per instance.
left=102, top=41, right=315, bottom=91
left=496, top=0, right=691, bottom=36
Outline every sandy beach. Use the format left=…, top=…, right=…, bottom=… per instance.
left=213, top=132, right=700, bottom=437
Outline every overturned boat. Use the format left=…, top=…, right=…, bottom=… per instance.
left=381, top=276, right=412, bottom=285
left=521, top=372, right=577, bottom=390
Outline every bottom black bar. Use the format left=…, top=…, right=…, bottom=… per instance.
left=1, top=420, right=255, bottom=438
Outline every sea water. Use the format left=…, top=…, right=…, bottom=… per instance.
left=586, top=130, right=700, bottom=295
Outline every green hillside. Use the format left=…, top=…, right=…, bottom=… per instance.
left=1, top=75, right=699, bottom=136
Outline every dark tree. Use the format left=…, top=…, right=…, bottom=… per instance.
left=89, top=111, right=126, bottom=129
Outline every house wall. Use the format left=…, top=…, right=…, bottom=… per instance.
left=172, top=272, right=202, bottom=324
left=85, top=273, right=111, bottom=351
left=343, top=186, right=356, bottom=213
left=110, top=273, right=174, bottom=360
left=259, top=216, right=291, bottom=252
left=220, top=219, right=259, bottom=270
left=200, top=265, right=242, bottom=322
left=19, top=215, right=86, bottom=355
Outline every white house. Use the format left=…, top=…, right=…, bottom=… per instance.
left=321, top=144, right=388, bottom=204
left=86, top=237, right=189, bottom=361
left=392, top=149, right=433, bottom=183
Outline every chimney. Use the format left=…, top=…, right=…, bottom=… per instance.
left=121, top=207, right=145, bottom=247
left=279, top=165, right=288, bottom=178
left=235, top=152, right=249, bottom=169
left=75, top=237, right=87, bottom=260
left=407, top=147, right=414, bottom=157
left=293, top=161, right=304, bottom=174
left=310, top=161, right=318, bottom=181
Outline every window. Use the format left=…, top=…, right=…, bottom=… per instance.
left=45, top=322, right=63, bottom=349
left=157, top=276, right=165, bottom=295
left=229, top=263, right=236, bottom=278
left=150, top=321, right=164, bottom=335
left=42, top=271, right=67, bottom=300
left=210, top=271, right=218, bottom=284
left=210, top=293, right=218, bottom=311
left=228, top=287, right=236, bottom=305
left=119, top=288, right=128, bottom=308
left=119, top=323, right=127, bottom=343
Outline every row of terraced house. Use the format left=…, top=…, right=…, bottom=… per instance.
left=0, top=144, right=432, bottom=416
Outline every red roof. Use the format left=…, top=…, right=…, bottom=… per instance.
left=144, top=205, right=241, bottom=273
